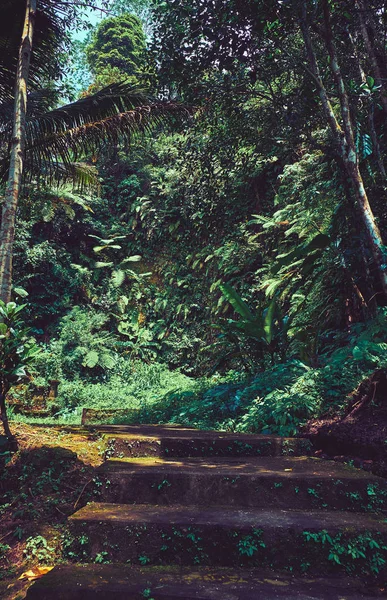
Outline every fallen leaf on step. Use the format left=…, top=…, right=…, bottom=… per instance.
left=264, top=579, right=289, bottom=586
left=19, top=566, right=54, bottom=581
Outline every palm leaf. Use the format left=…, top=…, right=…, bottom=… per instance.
left=0, top=0, right=65, bottom=104
left=32, top=160, right=99, bottom=191
left=0, top=83, right=190, bottom=186
left=0, top=89, right=60, bottom=136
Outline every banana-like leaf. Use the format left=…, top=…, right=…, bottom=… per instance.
left=263, top=298, right=277, bottom=344
left=95, top=261, right=114, bottom=268
left=219, top=283, right=256, bottom=321
left=226, top=319, right=264, bottom=340
left=120, top=255, right=142, bottom=264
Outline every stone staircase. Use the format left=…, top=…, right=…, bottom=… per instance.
left=26, top=426, right=387, bottom=599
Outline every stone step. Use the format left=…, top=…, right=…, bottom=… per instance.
left=68, top=503, right=387, bottom=575
left=102, top=425, right=312, bottom=459
left=25, top=565, right=383, bottom=599
left=97, top=456, right=387, bottom=512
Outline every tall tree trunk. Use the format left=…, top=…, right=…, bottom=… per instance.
left=346, top=30, right=387, bottom=183
left=0, top=0, right=36, bottom=303
left=300, top=0, right=387, bottom=299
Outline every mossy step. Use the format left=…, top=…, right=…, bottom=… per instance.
left=97, top=456, right=387, bottom=512
left=68, top=503, right=387, bottom=575
left=25, top=565, right=382, bottom=599
left=102, top=426, right=312, bottom=458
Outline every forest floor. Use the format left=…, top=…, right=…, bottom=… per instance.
left=0, top=424, right=104, bottom=600
left=1, top=408, right=386, bottom=599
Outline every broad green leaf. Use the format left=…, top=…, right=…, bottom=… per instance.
left=13, top=287, right=29, bottom=298
left=263, top=298, right=277, bottom=344
left=83, top=350, right=99, bottom=368
left=99, top=353, right=115, bottom=369
left=12, top=366, right=26, bottom=377
left=366, top=76, right=375, bottom=88
left=219, top=283, right=255, bottom=321
left=93, top=244, right=122, bottom=252
left=111, top=270, right=126, bottom=287
left=95, top=261, right=114, bottom=268
left=120, top=255, right=142, bottom=263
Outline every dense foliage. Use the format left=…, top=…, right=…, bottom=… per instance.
left=2, top=0, right=387, bottom=438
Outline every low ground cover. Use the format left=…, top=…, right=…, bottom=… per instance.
left=0, top=424, right=104, bottom=600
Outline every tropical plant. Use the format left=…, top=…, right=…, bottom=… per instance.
left=86, top=13, right=147, bottom=80
left=90, top=233, right=148, bottom=288
left=214, top=283, right=288, bottom=368
left=45, top=307, right=118, bottom=377
left=0, top=301, right=41, bottom=442
left=0, top=0, right=188, bottom=304
left=152, top=0, right=387, bottom=299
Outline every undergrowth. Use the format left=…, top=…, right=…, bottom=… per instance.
left=12, top=310, right=387, bottom=435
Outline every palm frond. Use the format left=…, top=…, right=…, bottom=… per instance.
left=18, top=84, right=190, bottom=186
left=38, top=161, right=99, bottom=191
left=27, top=83, right=151, bottom=135
left=0, top=88, right=60, bottom=137
left=0, top=0, right=65, bottom=104
left=0, top=82, right=191, bottom=188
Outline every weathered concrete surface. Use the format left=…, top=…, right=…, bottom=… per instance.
left=69, top=502, right=387, bottom=529
left=29, top=426, right=387, bottom=595
left=102, top=426, right=313, bottom=459
left=68, top=503, right=387, bottom=571
left=25, top=565, right=384, bottom=599
left=98, top=456, right=387, bottom=511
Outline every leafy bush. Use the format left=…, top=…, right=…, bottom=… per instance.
left=0, top=302, right=41, bottom=440
left=54, top=360, right=198, bottom=413
left=37, top=307, right=117, bottom=380
left=124, top=309, right=387, bottom=434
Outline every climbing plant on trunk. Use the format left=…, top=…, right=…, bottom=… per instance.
left=152, top=0, right=387, bottom=300
left=300, top=0, right=387, bottom=298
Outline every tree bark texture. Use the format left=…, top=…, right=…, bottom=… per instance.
left=300, top=0, right=387, bottom=298
left=0, top=0, right=36, bottom=303
left=0, top=390, right=15, bottom=442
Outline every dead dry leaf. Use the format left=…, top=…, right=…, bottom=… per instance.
left=19, top=566, right=54, bottom=581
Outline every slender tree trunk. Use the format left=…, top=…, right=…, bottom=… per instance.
left=0, top=389, right=16, bottom=446
left=346, top=30, right=387, bottom=183
left=355, top=0, right=387, bottom=114
left=300, top=0, right=387, bottom=298
left=0, top=0, right=36, bottom=303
